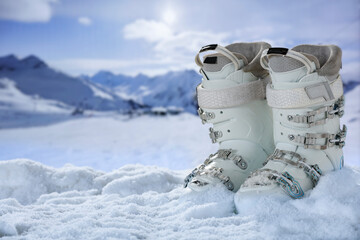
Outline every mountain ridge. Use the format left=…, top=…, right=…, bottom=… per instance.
left=0, top=54, right=358, bottom=115
left=0, top=55, right=143, bottom=112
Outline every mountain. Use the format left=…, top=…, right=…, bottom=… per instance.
left=0, top=55, right=141, bottom=112
left=87, top=70, right=202, bottom=114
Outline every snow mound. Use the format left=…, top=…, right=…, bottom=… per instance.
left=0, top=159, right=359, bottom=239
left=234, top=167, right=360, bottom=239
left=0, top=159, right=183, bottom=205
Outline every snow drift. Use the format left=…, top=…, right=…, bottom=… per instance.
left=0, top=159, right=359, bottom=239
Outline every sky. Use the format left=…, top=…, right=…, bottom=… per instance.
left=0, top=0, right=359, bottom=80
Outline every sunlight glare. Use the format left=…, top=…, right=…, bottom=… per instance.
left=163, top=8, right=176, bottom=25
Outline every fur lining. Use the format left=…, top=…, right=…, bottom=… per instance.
left=292, top=44, right=342, bottom=76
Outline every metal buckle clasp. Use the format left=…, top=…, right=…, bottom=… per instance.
left=209, top=127, right=223, bottom=143
left=329, top=125, right=347, bottom=148
left=198, top=108, right=215, bottom=124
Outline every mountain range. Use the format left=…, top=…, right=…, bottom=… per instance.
left=0, top=55, right=201, bottom=115
left=0, top=54, right=358, bottom=115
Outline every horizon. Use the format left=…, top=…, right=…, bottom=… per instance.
left=0, top=0, right=359, bottom=80
left=0, top=53, right=199, bottom=78
left=2, top=53, right=360, bottom=83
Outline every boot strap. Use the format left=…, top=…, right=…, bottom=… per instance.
left=183, top=149, right=247, bottom=190
left=196, top=79, right=267, bottom=109
left=266, top=76, right=343, bottom=109
left=195, top=44, right=241, bottom=70
left=287, top=96, right=344, bottom=127
left=266, top=149, right=322, bottom=186
left=288, top=125, right=347, bottom=150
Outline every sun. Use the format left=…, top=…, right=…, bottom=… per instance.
left=162, top=8, right=176, bottom=25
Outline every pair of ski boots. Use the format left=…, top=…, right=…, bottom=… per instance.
left=184, top=42, right=346, bottom=203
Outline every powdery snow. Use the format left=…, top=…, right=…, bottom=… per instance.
left=0, top=159, right=359, bottom=239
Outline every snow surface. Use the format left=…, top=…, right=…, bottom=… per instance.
left=0, top=114, right=216, bottom=171
left=0, top=159, right=359, bottom=239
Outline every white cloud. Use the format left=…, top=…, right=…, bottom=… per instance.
left=78, top=17, right=92, bottom=26
left=124, top=19, right=173, bottom=43
left=121, top=19, right=232, bottom=76
left=123, top=19, right=229, bottom=66
left=0, top=0, right=56, bottom=22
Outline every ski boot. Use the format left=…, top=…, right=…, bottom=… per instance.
left=184, top=42, right=275, bottom=192
left=236, top=45, right=346, bottom=206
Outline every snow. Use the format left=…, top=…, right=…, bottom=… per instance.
left=0, top=78, right=70, bottom=114
left=0, top=159, right=359, bottom=239
left=0, top=114, right=216, bottom=171
left=86, top=82, right=114, bottom=101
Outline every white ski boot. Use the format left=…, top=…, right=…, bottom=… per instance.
left=236, top=45, right=346, bottom=205
left=184, top=42, right=275, bottom=192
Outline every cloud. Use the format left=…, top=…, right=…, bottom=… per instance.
left=123, top=19, right=229, bottom=68
left=0, top=0, right=56, bottom=22
left=124, top=19, right=173, bottom=42
left=78, top=17, right=92, bottom=26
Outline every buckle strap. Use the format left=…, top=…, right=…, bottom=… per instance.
left=266, top=77, right=344, bottom=109
left=197, top=79, right=267, bottom=109
left=204, top=149, right=247, bottom=170
left=271, top=171, right=305, bottom=199
left=300, top=162, right=322, bottom=186
left=247, top=169, right=305, bottom=199
left=183, top=149, right=247, bottom=190
left=287, top=96, right=345, bottom=127
left=217, top=149, right=248, bottom=170
left=267, top=149, right=322, bottom=186
left=183, top=165, right=234, bottom=191
left=197, top=108, right=215, bottom=124
left=288, top=125, right=347, bottom=150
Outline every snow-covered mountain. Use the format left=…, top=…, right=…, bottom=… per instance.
left=86, top=70, right=202, bottom=114
left=0, top=55, right=141, bottom=112
left=0, top=54, right=201, bottom=114
left=1, top=54, right=357, bottom=116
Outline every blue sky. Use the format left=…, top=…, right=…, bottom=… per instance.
left=0, top=0, right=359, bottom=80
